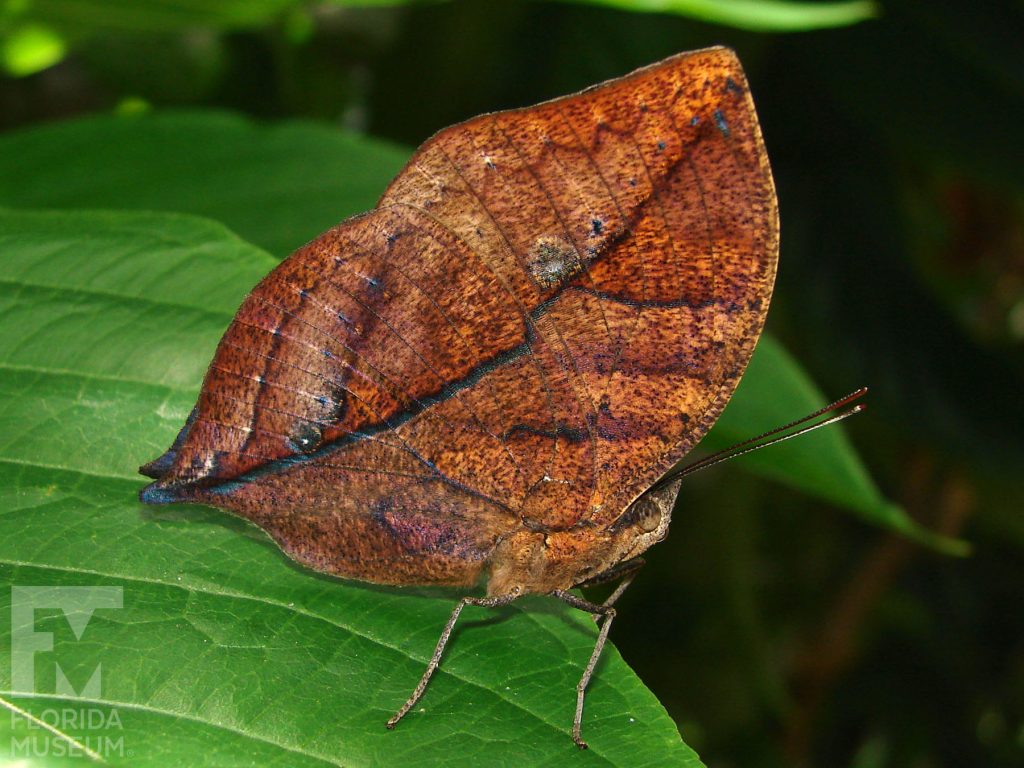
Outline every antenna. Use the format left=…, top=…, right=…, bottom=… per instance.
left=649, top=387, right=869, bottom=493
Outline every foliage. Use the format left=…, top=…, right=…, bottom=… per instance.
left=1, top=1, right=1021, bottom=767
left=1, top=1, right=878, bottom=74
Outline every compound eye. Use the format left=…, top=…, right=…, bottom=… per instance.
left=635, top=500, right=662, bottom=532
left=613, top=497, right=662, bottom=533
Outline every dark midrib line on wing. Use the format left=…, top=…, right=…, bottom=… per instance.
left=168, top=338, right=533, bottom=500
left=151, top=119, right=728, bottom=499
left=150, top=248, right=745, bottom=501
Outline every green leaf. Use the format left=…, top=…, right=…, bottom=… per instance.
left=705, top=336, right=969, bottom=555
left=10, top=0, right=878, bottom=34
left=4, top=0, right=301, bottom=33
left=553, top=0, right=878, bottom=31
left=0, top=208, right=699, bottom=767
left=0, top=111, right=409, bottom=258
left=0, top=23, right=67, bottom=77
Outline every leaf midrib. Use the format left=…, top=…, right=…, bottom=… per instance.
left=0, top=360, right=193, bottom=396
left=0, top=455, right=142, bottom=485
left=0, top=276, right=240, bottom=322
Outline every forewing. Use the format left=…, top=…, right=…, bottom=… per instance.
left=378, top=46, right=778, bottom=524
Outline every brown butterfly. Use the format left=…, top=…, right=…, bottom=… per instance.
left=140, top=46, right=781, bottom=748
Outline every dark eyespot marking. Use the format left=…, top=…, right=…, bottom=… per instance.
left=529, top=237, right=581, bottom=288
left=290, top=422, right=322, bottom=454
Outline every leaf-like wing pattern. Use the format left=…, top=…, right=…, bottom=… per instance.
left=141, top=47, right=778, bottom=589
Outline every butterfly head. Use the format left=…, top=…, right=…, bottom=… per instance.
left=605, top=477, right=681, bottom=563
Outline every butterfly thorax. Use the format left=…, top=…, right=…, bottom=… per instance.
left=487, top=477, right=681, bottom=596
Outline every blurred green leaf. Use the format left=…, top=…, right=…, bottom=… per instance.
left=555, top=0, right=878, bottom=31
left=706, top=336, right=968, bottom=555
left=0, top=208, right=697, bottom=767
left=6, top=0, right=298, bottom=33
left=0, top=23, right=66, bottom=76
left=11, top=0, right=879, bottom=35
left=0, top=111, right=408, bottom=257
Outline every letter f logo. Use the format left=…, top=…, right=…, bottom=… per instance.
left=10, top=587, right=123, bottom=698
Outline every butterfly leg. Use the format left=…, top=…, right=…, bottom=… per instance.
left=386, top=590, right=521, bottom=730
left=574, top=556, right=645, bottom=618
left=553, top=566, right=641, bottom=750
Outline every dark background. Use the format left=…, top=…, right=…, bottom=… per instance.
left=2, top=1, right=1022, bottom=765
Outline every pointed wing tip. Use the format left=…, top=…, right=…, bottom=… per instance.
left=139, top=453, right=173, bottom=479
left=139, top=404, right=198, bottom=479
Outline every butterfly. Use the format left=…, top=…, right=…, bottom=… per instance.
left=140, top=46, right=779, bottom=748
